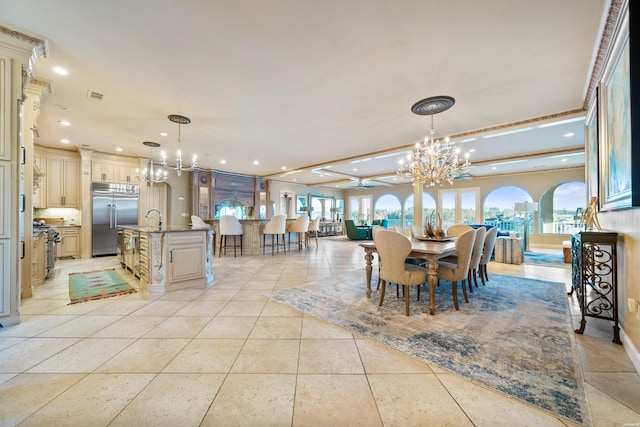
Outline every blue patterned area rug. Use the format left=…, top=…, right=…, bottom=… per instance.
left=271, top=271, right=590, bottom=426
left=524, top=251, right=570, bottom=269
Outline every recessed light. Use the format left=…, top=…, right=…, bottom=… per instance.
left=491, top=166, right=497, bottom=170
left=160, top=132, right=168, bottom=137
left=564, top=132, right=575, bottom=138
left=560, top=158, right=568, bottom=162
left=220, top=160, right=226, bottom=164
left=116, top=147, right=123, bottom=152
left=353, top=168, right=358, bottom=171
left=58, top=120, right=71, bottom=127
left=253, top=160, right=259, bottom=165
left=53, top=66, right=68, bottom=76
left=60, top=139, right=70, bottom=144
left=293, top=178, right=297, bottom=182
left=281, top=166, right=286, bottom=170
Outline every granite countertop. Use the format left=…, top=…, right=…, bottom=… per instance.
left=118, top=225, right=212, bottom=233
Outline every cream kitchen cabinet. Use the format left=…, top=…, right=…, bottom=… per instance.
left=46, top=154, right=80, bottom=208
left=116, top=163, right=139, bottom=184
left=55, top=226, right=81, bottom=258
left=167, top=232, right=206, bottom=284
left=92, top=160, right=116, bottom=182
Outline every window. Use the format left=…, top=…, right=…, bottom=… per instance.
left=540, top=181, right=586, bottom=234
left=438, top=187, right=480, bottom=229
left=403, top=193, right=436, bottom=228
left=374, top=194, right=401, bottom=228
left=483, top=186, right=532, bottom=235
left=349, top=195, right=372, bottom=225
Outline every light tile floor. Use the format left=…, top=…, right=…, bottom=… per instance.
left=1, top=240, right=639, bottom=426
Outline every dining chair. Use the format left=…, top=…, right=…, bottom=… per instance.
left=306, top=216, right=321, bottom=247
left=287, top=215, right=309, bottom=251
left=466, top=226, right=486, bottom=292
left=478, top=226, right=499, bottom=286
left=446, top=224, right=472, bottom=237
left=262, top=214, right=287, bottom=255
left=374, top=229, right=428, bottom=316
left=410, top=225, right=424, bottom=238
left=218, top=215, right=243, bottom=257
left=437, top=228, right=476, bottom=310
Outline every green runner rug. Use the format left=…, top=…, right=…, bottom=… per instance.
left=68, top=269, right=136, bottom=304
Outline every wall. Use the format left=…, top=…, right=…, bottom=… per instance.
left=599, top=208, right=640, bottom=368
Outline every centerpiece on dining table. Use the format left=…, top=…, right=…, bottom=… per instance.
left=424, top=211, right=446, bottom=239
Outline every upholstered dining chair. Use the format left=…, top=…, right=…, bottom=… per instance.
left=306, top=216, right=320, bottom=247
left=446, top=224, right=472, bottom=237
left=262, top=214, right=287, bottom=255
left=287, top=215, right=309, bottom=251
left=437, top=228, right=476, bottom=310
left=466, top=226, right=486, bottom=292
left=218, top=215, right=243, bottom=257
left=374, top=229, right=428, bottom=316
left=410, top=225, right=424, bottom=238
left=478, top=226, right=499, bottom=286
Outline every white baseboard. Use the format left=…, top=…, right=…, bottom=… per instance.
left=621, top=327, right=640, bottom=375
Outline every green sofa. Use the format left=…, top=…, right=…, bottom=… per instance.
left=345, top=220, right=370, bottom=240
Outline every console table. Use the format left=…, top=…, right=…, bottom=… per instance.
left=569, top=231, right=621, bottom=344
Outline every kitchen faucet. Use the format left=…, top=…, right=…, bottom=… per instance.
left=145, top=209, right=163, bottom=229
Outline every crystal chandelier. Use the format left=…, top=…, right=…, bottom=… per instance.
left=397, top=96, right=471, bottom=187
left=138, top=141, right=168, bottom=183
left=162, top=114, right=197, bottom=176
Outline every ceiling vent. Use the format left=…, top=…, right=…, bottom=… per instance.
left=87, top=90, right=104, bottom=101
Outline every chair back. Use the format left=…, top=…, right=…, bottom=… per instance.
left=219, top=215, right=242, bottom=235
left=468, top=226, right=486, bottom=271
left=374, top=229, right=414, bottom=284
left=344, top=220, right=368, bottom=239
left=308, top=216, right=320, bottom=232
left=448, top=229, right=476, bottom=280
left=410, top=225, right=424, bottom=238
left=264, top=214, right=287, bottom=234
left=446, top=224, right=472, bottom=237
left=288, top=215, right=309, bottom=233
left=191, top=215, right=210, bottom=229
left=479, top=226, right=499, bottom=264
left=371, top=225, right=384, bottom=239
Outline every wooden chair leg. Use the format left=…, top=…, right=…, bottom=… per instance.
left=452, top=281, right=459, bottom=310
left=467, top=270, right=474, bottom=293
left=461, top=279, right=469, bottom=303
left=233, top=235, right=237, bottom=257
left=473, top=269, right=478, bottom=287
left=405, top=285, right=410, bottom=316
left=378, top=280, right=386, bottom=306
left=479, top=265, right=487, bottom=286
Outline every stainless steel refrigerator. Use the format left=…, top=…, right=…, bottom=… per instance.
left=92, top=183, right=139, bottom=256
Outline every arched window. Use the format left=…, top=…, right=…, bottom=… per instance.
left=374, top=194, right=401, bottom=228
left=404, top=193, right=437, bottom=228
left=483, top=186, right=532, bottom=235
left=540, top=181, right=586, bottom=234
left=217, top=200, right=248, bottom=219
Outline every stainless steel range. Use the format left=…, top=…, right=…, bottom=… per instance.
left=34, top=223, right=61, bottom=278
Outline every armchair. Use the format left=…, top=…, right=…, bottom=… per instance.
left=344, top=220, right=370, bottom=240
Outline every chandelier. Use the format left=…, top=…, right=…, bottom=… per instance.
left=397, top=96, right=471, bottom=187
left=162, top=114, right=197, bottom=176
left=138, top=141, right=168, bottom=183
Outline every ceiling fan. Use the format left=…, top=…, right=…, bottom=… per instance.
left=354, top=179, right=375, bottom=189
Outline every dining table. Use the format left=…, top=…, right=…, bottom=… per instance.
left=359, top=237, right=457, bottom=315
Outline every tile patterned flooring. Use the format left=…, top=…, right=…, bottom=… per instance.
left=1, top=239, right=639, bottom=426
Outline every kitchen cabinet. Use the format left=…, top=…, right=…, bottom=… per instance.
left=92, top=156, right=139, bottom=185
left=32, top=231, right=46, bottom=285
left=33, top=153, right=45, bottom=208
left=167, top=232, right=206, bottom=283
left=55, top=226, right=81, bottom=258
left=46, top=153, right=80, bottom=208
left=92, top=160, right=115, bottom=182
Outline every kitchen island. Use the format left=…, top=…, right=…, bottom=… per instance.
left=119, top=225, right=214, bottom=292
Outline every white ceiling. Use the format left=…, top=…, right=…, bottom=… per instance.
left=1, top=0, right=607, bottom=189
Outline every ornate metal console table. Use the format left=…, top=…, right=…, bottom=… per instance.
left=569, top=231, right=621, bottom=344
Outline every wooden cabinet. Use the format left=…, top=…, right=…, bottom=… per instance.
left=92, top=160, right=115, bottom=182
left=55, top=227, right=81, bottom=258
left=31, top=231, right=47, bottom=285
left=46, top=154, right=79, bottom=208
left=139, top=232, right=149, bottom=285
left=167, top=232, right=206, bottom=283
left=92, top=156, right=139, bottom=185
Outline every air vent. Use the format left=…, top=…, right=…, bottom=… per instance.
left=87, top=90, right=104, bottom=101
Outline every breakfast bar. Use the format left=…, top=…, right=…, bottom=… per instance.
left=118, top=225, right=215, bottom=293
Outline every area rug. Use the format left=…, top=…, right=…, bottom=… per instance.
left=271, top=271, right=590, bottom=426
left=524, top=251, right=570, bottom=268
left=68, top=269, right=136, bottom=304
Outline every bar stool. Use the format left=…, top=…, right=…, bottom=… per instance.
left=287, top=215, right=309, bottom=251
left=262, top=215, right=287, bottom=255
left=219, top=215, right=243, bottom=257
